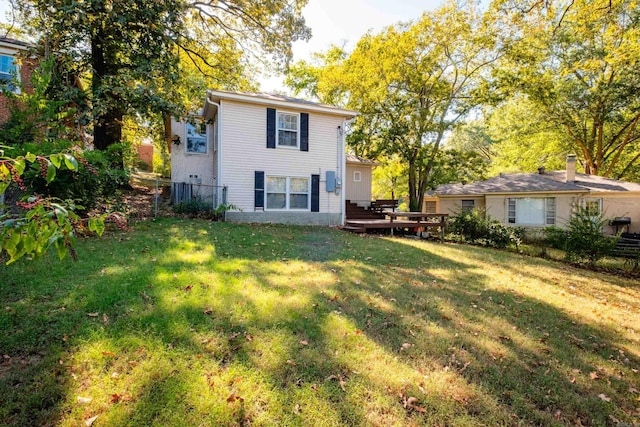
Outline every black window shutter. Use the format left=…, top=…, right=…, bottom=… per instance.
left=255, top=171, right=265, bottom=209
left=300, top=113, right=309, bottom=152
left=311, top=174, right=320, bottom=212
left=266, top=108, right=276, bottom=149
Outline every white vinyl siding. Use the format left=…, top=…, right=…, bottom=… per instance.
left=508, top=197, right=555, bottom=225
left=219, top=99, right=344, bottom=214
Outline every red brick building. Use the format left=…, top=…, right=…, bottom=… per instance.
left=0, top=37, right=36, bottom=124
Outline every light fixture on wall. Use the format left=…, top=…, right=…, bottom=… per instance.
left=171, top=134, right=181, bottom=146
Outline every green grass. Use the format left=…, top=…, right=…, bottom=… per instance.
left=1, top=218, right=639, bottom=426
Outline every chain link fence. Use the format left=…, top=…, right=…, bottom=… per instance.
left=0, top=184, right=29, bottom=215
left=130, top=173, right=228, bottom=218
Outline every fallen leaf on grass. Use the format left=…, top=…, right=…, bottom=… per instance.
left=404, top=396, right=427, bottom=413
left=87, top=312, right=99, bottom=317
left=77, top=396, right=92, bottom=404
left=102, top=314, right=109, bottom=326
left=598, top=393, right=611, bottom=402
left=227, top=393, right=244, bottom=403
left=110, top=393, right=121, bottom=403
left=327, top=374, right=346, bottom=391
left=293, top=403, right=301, bottom=414
left=286, top=359, right=297, bottom=366
left=401, top=343, right=413, bottom=350
left=299, top=340, right=309, bottom=346
left=203, top=308, right=213, bottom=315
left=84, top=415, right=99, bottom=426
left=185, top=285, right=192, bottom=292
left=589, top=372, right=600, bottom=380
left=328, top=295, right=339, bottom=302
left=101, top=351, right=116, bottom=357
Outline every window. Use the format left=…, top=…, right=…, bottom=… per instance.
left=425, top=201, right=436, bottom=214
left=508, top=197, right=555, bottom=225
left=353, top=171, right=361, bottom=182
left=461, top=200, right=475, bottom=212
left=277, top=112, right=299, bottom=147
left=583, top=198, right=602, bottom=216
left=266, top=176, right=309, bottom=210
left=186, top=121, right=207, bottom=154
left=0, top=54, right=19, bottom=93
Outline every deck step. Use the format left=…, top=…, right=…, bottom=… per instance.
left=342, top=225, right=366, bottom=233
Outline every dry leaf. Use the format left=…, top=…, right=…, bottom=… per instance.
left=87, top=312, right=99, bottom=317
left=293, top=403, right=300, bottom=414
left=84, top=415, right=99, bottom=426
left=328, top=295, right=339, bottom=302
left=102, top=314, right=109, bottom=326
left=185, top=285, right=192, bottom=292
left=203, top=308, right=213, bottom=315
left=101, top=351, right=116, bottom=357
left=227, top=393, right=244, bottom=403
left=354, top=330, right=363, bottom=336
left=589, top=372, right=599, bottom=380
left=111, top=393, right=121, bottom=403
left=286, top=359, right=297, bottom=366
left=77, top=396, right=92, bottom=404
left=401, top=343, right=413, bottom=350
left=405, top=396, right=427, bottom=413
left=598, top=393, right=611, bottom=402
left=299, top=340, right=309, bottom=346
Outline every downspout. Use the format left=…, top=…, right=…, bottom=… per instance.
left=205, top=91, right=222, bottom=206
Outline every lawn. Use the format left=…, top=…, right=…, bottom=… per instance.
left=1, top=218, right=639, bottom=426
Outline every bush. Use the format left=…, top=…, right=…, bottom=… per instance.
left=544, top=206, right=618, bottom=265
left=448, top=208, right=523, bottom=249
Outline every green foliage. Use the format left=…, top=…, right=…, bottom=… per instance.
left=172, top=199, right=213, bottom=217
left=448, top=208, right=524, bottom=248
left=491, top=0, right=640, bottom=179
left=16, top=0, right=310, bottom=152
left=544, top=206, right=618, bottom=265
left=0, top=153, right=114, bottom=264
left=287, top=0, right=498, bottom=211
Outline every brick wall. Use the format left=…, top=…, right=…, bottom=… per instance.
left=0, top=53, right=37, bottom=124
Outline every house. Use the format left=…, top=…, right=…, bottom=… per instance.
left=0, top=37, right=35, bottom=124
left=425, top=155, right=640, bottom=235
left=170, top=90, right=358, bottom=225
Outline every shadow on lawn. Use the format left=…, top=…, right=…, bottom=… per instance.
left=1, top=219, right=639, bottom=426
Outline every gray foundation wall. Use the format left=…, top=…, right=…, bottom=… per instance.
left=225, top=211, right=342, bottom=226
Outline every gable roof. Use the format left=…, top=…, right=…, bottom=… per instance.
left=205, top=90, right=358, bottom=119
left=435, top=171, right=640, bottom=196
left=346, top=154, right=378, bottom=166
left=0, top=37, right=31, bottom=51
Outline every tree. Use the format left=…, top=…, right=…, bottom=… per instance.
left=288, top=0, right=499, bottom=211
left=15, top=0, right=310, bottom=156
left=491, top=0, right=640, bottom=179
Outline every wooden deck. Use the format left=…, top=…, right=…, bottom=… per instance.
left=344, top=213, right=448, bottom=241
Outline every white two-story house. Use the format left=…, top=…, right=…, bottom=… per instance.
left=170, top=90, right=359, bottom=225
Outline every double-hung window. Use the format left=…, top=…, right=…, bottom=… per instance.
left=508, top=197, right=555, bottom=226
left=0, top=55, right=19, bottom=93
left=277, top=112, right=299, bottom=147
left=266, top=176, right=309, bottom=210
left=185, top=121, right=207, bottom=154
left=461, top=200, right=475, bottom=212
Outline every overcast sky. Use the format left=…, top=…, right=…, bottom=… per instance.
left=260, top=0, right=444, bottom=92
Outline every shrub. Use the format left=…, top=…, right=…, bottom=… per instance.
left=544, top=206, right=618, bottom=265
left=448, top=208, right=522, bottom=249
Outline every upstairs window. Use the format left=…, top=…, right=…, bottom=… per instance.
left=277, top=112, right=299, bottom=147
left=0, top=55, right=19, bottom=93
left=185, top=121, right=207, bottom=154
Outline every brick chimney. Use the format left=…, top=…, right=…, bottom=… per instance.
left=566, top=154, right=576, bottom=182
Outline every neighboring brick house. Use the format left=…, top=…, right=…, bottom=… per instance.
left=0, top=37, right=36, bottom=124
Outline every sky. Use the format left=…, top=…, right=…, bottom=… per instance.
left=260, top=0, right=444, bottom=93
